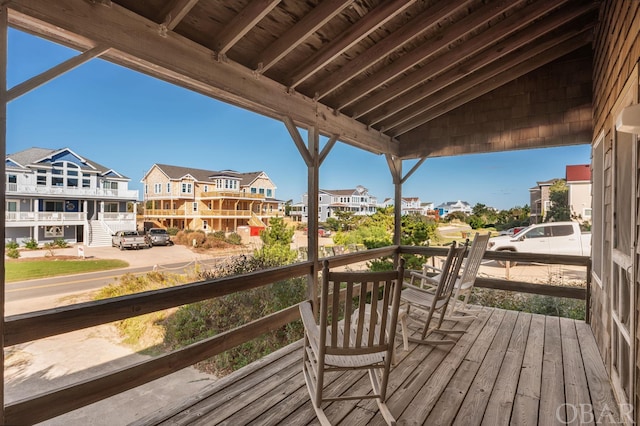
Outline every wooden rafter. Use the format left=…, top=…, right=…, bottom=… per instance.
left=310, top=0, right=466, bottom=99
left=346, top=0, right=573, bottom=120
left=386, top=29, right=594, bottom=136
left=214, top=0, right=281, bottom=56
left=253, top=0, right=353, bottom=72
left=160, top=0, right=199, bottom=31
left=331, top=0, right=524, bottom=110
left=286, top=0, right=416, bottom=88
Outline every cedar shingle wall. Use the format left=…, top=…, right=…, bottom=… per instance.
left=592, top=0, right=640, bottom=422
left=403, top=47, right=593, bottom=157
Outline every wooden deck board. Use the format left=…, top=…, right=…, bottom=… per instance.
left=140, top=308, right=618, bottom=426
left=511, top=314, right=545, bottom=425
left=539, top=316, right=566, bottom=425
left=481, top=312, right=532, bottom=426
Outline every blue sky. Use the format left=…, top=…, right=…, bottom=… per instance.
left=8, top=29, right=591, bottom=211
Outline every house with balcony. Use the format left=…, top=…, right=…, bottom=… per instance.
left=381, top=196, right=429, bottom=216
left=294, top=185, right=379, bottom=222
left=529, top=178, right=561, bottom=224
left=5, top=147, right=138, bottom=247
left=141, top=163, right=281, bottom=232
left=435, top=200, right=472, bottom=218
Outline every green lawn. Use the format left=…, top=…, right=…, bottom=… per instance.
left=5, top=259, right=129, bottom=282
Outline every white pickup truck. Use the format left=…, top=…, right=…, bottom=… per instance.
left=487, top=221, right=591, bottom=260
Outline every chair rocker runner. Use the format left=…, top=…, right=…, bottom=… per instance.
left=400, top=241, right=468, bottom=347
left=408, top=232, right=490, bottom=321
left=299, top=259, right=405, bottom=425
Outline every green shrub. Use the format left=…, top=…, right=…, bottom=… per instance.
left=54, top=238, right=69, bottom=248
left=210, top=230, right=226, bottom=240
left=226, top=232, right=242, bottom=245
left=24, top=238, right=39, bottom=250
left=6, top=244, right=20, bottom=259
left=167, top=227, right=179, bottom=236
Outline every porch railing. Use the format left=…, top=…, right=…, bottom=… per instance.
left=5, top=211, right=87, bottom=222
left=2, top=247, right=590, bottom=424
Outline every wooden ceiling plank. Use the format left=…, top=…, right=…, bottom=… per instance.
left=254, top=0, right=353, bottom=73
left=381, top=25, right=595, bottom=133
left=8, top=45, right=109, bottom=101
left=311, top=0, right=467, bottom=99
left=333, top=0, right=522, bottom=110
left=393, top=31, right=593, bottom=140
left=215, top=0, right=281, bottom=56
left=286, top=0, right=416, bottom=89
left=161, top=0, right=199, bottom=31
left=7, top=0, right=397, bottom=156
left=348, top=0, right=576, bottom=120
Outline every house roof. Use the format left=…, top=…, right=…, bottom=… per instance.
left=151, top=163, right=269, bottom=187
left=10, top=1, right=598, bottom=161
left=6, top=147, right=128, bottom=178
left=566, top=164, right=591, bottom=182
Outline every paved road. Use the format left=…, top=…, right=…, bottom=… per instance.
left=5, top=244, right=241, bottom=315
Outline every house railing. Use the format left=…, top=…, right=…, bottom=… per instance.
left=98, top=212, right=135, bottom=221
left=200, top=191, right=267, bottom=199
left=6, top=184, right=138, bottom=199
left=2, top=247, right=590, bottom=424
left=5, top=212, right=87, bottom=222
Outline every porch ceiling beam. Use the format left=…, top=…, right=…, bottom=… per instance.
left=347, top=0, right=579, bottom=121
left=252, top=0, right=353, bottom=73
left=330, top=0, right=524, bottom=110
left=286, top=0, right=416, bottom=89
left=309, top=0, right=466, bottom=100
left=387, top=28, right=594, bottom=136
left=6, top=0, right=397, bottom=156
left=214, top=0, right=281, bottom=56
left=8, top=45, right=110, bottom=101
left=160, top=0, right=199, bottom=31
left=397, top=33, right=593, bottom=158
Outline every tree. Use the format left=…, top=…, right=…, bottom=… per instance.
left=545, top=180, right=570, bottom=222
left=254, top=217, right=297, bottom=265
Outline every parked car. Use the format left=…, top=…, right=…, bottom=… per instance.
left=147, top=228, right=172, bottom=246
left=112, top=231, right=150, bottom=250
left=318, top=227, right=332, bottom=237
left=487, top=221, right=591, bottom=266
left=498, top=226, right=525, bottom=236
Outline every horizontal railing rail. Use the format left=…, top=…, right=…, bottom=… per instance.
left=3, top=245, right=589, bottom=424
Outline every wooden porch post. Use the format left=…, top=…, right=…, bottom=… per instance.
left=386, top=155, right=427, bottom=265
left=284, top=117, right=337, bottom=316
left=0, top=5, right=7, bottom=423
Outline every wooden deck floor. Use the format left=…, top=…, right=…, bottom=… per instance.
left=134, top=308, right=620, bottom=425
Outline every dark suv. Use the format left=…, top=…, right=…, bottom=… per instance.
left=147, top=228, right=172, bottom=246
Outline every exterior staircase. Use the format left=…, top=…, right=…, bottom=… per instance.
left=88, top=220, right=113, bottom=247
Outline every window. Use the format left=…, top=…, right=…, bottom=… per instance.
left=583, top=208, right=592, bottom=219
left=154, top=183, right=162, bottom=193
left=182, top=183, right=193, bottom=194
left=203, top=185, right=208, bottom=193
left=52, top=176, right=64, bottom=186
left=7, top=174, right=16, bottom=184
left=82, top=178, right=90, bottom=188
left=551, top=225, right=573, bottom=237
left=103, top=181, right=118, bottom=190
left=192, top=202, right=198, bottom=212
left=167, top=183, right=171, bottom=193
left=104, top=203, right=118, bottom=212
left=67, top=178, right=78, bottom=187
left=259, top=188, right=265, bottom=195
left=251, top=188, right=257, bottom=194
left=44, top=201, right=64, bottom=212
left=267, top=189, right=272, bottom=197
left=145, top=184, right=148, bottom=194
left=37, top=170, right=47, bottom=186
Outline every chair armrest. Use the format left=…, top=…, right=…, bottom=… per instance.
left=421, top=264, right=443, bottom=274
left=409, top=271, right=438, bottom=289
left=300, top=301, right=321, bottom=355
